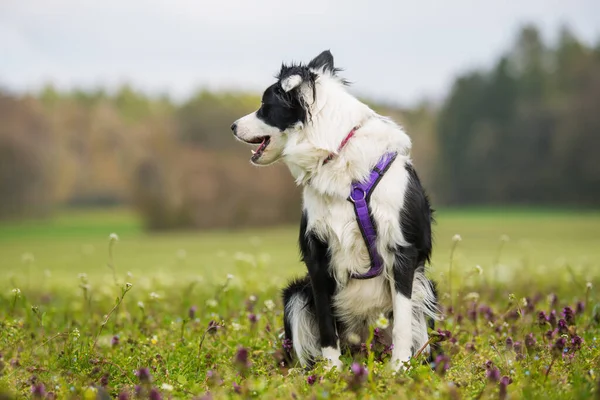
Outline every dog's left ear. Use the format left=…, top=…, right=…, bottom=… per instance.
left=308, top=50, right=335, bottom=73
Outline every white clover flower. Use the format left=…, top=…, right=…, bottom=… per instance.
left=587, top=282, right=593, bottom=290
left=72, top=328, right=80, bottom=340
left=376, top=313, right=389, bottom=329
left=249, top=295, right=257, bottom=302
left=125, top=282, right=133, bottom=289
left=264, top=299, right=275, bottom=311
left=206, top=299, right=218, bottom=308
left=150, top=292, right=160, bottom=300
left=21, top=253, right=35, bottom=263
left=452, top=234, right=462, bottom=242
left=521, top=298, right=528, bottom=308
left=464, top=292, right=480, bottom=302
left=227, top=274, right=235, bottom=281
left=475, top=265, right=483, bottom=275
left=231, top=322, right=242, bottom=331
left=161, top=383, right=174, bottom=392
left=11, top=288, right=21, bottom=296
left=109, top=233, right=119, bottom=242
left=137, top=301, right=145, bottom=310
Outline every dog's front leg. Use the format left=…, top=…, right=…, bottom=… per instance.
left=390, top=247, right=417, bottom=371
left=300, top=216, right=341, bottom=370
left=309, top=267, right=341, bottom=370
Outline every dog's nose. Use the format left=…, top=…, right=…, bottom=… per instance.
left=230, top=122, right=237, bottom=133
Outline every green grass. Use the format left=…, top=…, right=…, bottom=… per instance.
left=1, top=208, right=599, bottom=399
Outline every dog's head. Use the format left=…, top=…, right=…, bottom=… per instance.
left=231, top=50, right=344, bottom=166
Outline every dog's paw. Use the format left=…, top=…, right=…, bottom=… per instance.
left=390, top=351, right=411, bottom=372
left=321, top=346, right=343, bottom=372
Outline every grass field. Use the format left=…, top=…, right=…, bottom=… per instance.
left=1, top=208, right=599, bottom=399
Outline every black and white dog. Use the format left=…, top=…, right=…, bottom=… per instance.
left=231, top=50, right=439, bottom=371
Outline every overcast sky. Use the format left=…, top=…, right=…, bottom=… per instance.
left=1, top=0, right=599, bottom=105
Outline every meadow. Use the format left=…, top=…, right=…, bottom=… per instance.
left=1, top=208, right=599, bottom=399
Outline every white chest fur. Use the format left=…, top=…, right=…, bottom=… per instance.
left=302, top=157, right=412, bottom=326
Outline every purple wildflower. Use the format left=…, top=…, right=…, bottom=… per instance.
left=149, top=388, right=162, bottom=400
left=207, top=320, right=219, bottom=334
left=248, top=314, right=257, bottom=324
left=373, top=327, right=382, bottom=339
left=465, top=342, right=476, bottom=352
left=234, top=347, right=250, bottom=370
left=282, top=338, right=293, bottom=351
left=348, top=362, right=368, bottom=390
left=111, top=335, right=120, bottom=347
left=487, top=367, right=501, bottom=383
left=118, top=391, right=130, bottom=400
left=547, top=310, right=557, bottom=328
left=134, top=385, right=142, bottom=397
left=46, top=392, right=56, bottom=400
left=307, top=375, right=317, bottom=385
left=514, top=341, right=523, bottom=354
left=434, top=354, right=451, bottom=376
left=467, top=306, right=477, bottom=323
left=499, top=376, right=512, bottom=400
left=31, top=383, right=46, bottom=398
left=552, top=337, right=566, bottom=358
left=544, top=329, right=556, bottom=341
left=525, top=333, right=537, bottom=350
left=557, top=319, right=569, bottom=335
left=436, top=329, right=452, bottom=342
left=100, top=374, right=109, bottom=387
left=505, top=337, right=514, bottom=350
left=188, top=305, right=197, bottom=320
left=506, top=309, right=520, bottom=321
left=562, top=307, right=575, bottom=325
left=571, top=335, right=583, bottom=352
left=537, top=311, right=547, bottom=326
left=576, top=301, right=585, bottom=315
left=232, top=382, right=241, bottom=394
left=135, top=367, right=152, bottom=383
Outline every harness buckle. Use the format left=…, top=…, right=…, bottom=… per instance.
left=348, top=187, right=366, bottom=203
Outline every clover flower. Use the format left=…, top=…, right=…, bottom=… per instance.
left=375, top=313, right=389, bottom=329
left=307, top=375, right=317, bottom=385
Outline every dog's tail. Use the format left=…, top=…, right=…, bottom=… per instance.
left=282, top=276, right=320, bottom=368
left=411, top=267, right=441, bottom=360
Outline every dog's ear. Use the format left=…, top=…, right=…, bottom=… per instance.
left=281, top=74, right=303, bottom=92
left=308, top=50, right=334, bottom=73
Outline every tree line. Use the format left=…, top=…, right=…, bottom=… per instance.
left=1, top=24, right=598, bottom=229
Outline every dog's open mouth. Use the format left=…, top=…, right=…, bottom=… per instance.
left=249, top=136, right=271, bottom=162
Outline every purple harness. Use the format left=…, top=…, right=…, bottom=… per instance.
left=347, top=151, right=398, bottom=279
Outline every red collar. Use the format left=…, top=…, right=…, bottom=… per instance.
left=322, top=126, right=359, bottom=165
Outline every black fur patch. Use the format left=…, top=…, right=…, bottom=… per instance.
left=256, top=82, right=308, bottom=131
left=298, top=211, right=338, bottom=349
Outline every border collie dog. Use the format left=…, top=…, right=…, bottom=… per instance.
left=231, top=50, right=439, bottom=371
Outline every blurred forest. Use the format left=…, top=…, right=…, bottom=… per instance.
left=1, top=25, right=599, bottom=230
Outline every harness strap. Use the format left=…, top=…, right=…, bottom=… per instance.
left=347, top=151, right=398, bottom=279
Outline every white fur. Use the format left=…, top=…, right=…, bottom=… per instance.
left=390, top=292, right=413, bottom=369
left=322, top=345, right=343, bottom=370
left=285, top=293, right=320, bottom=367
left=281, top=74, right=303, bottom=92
